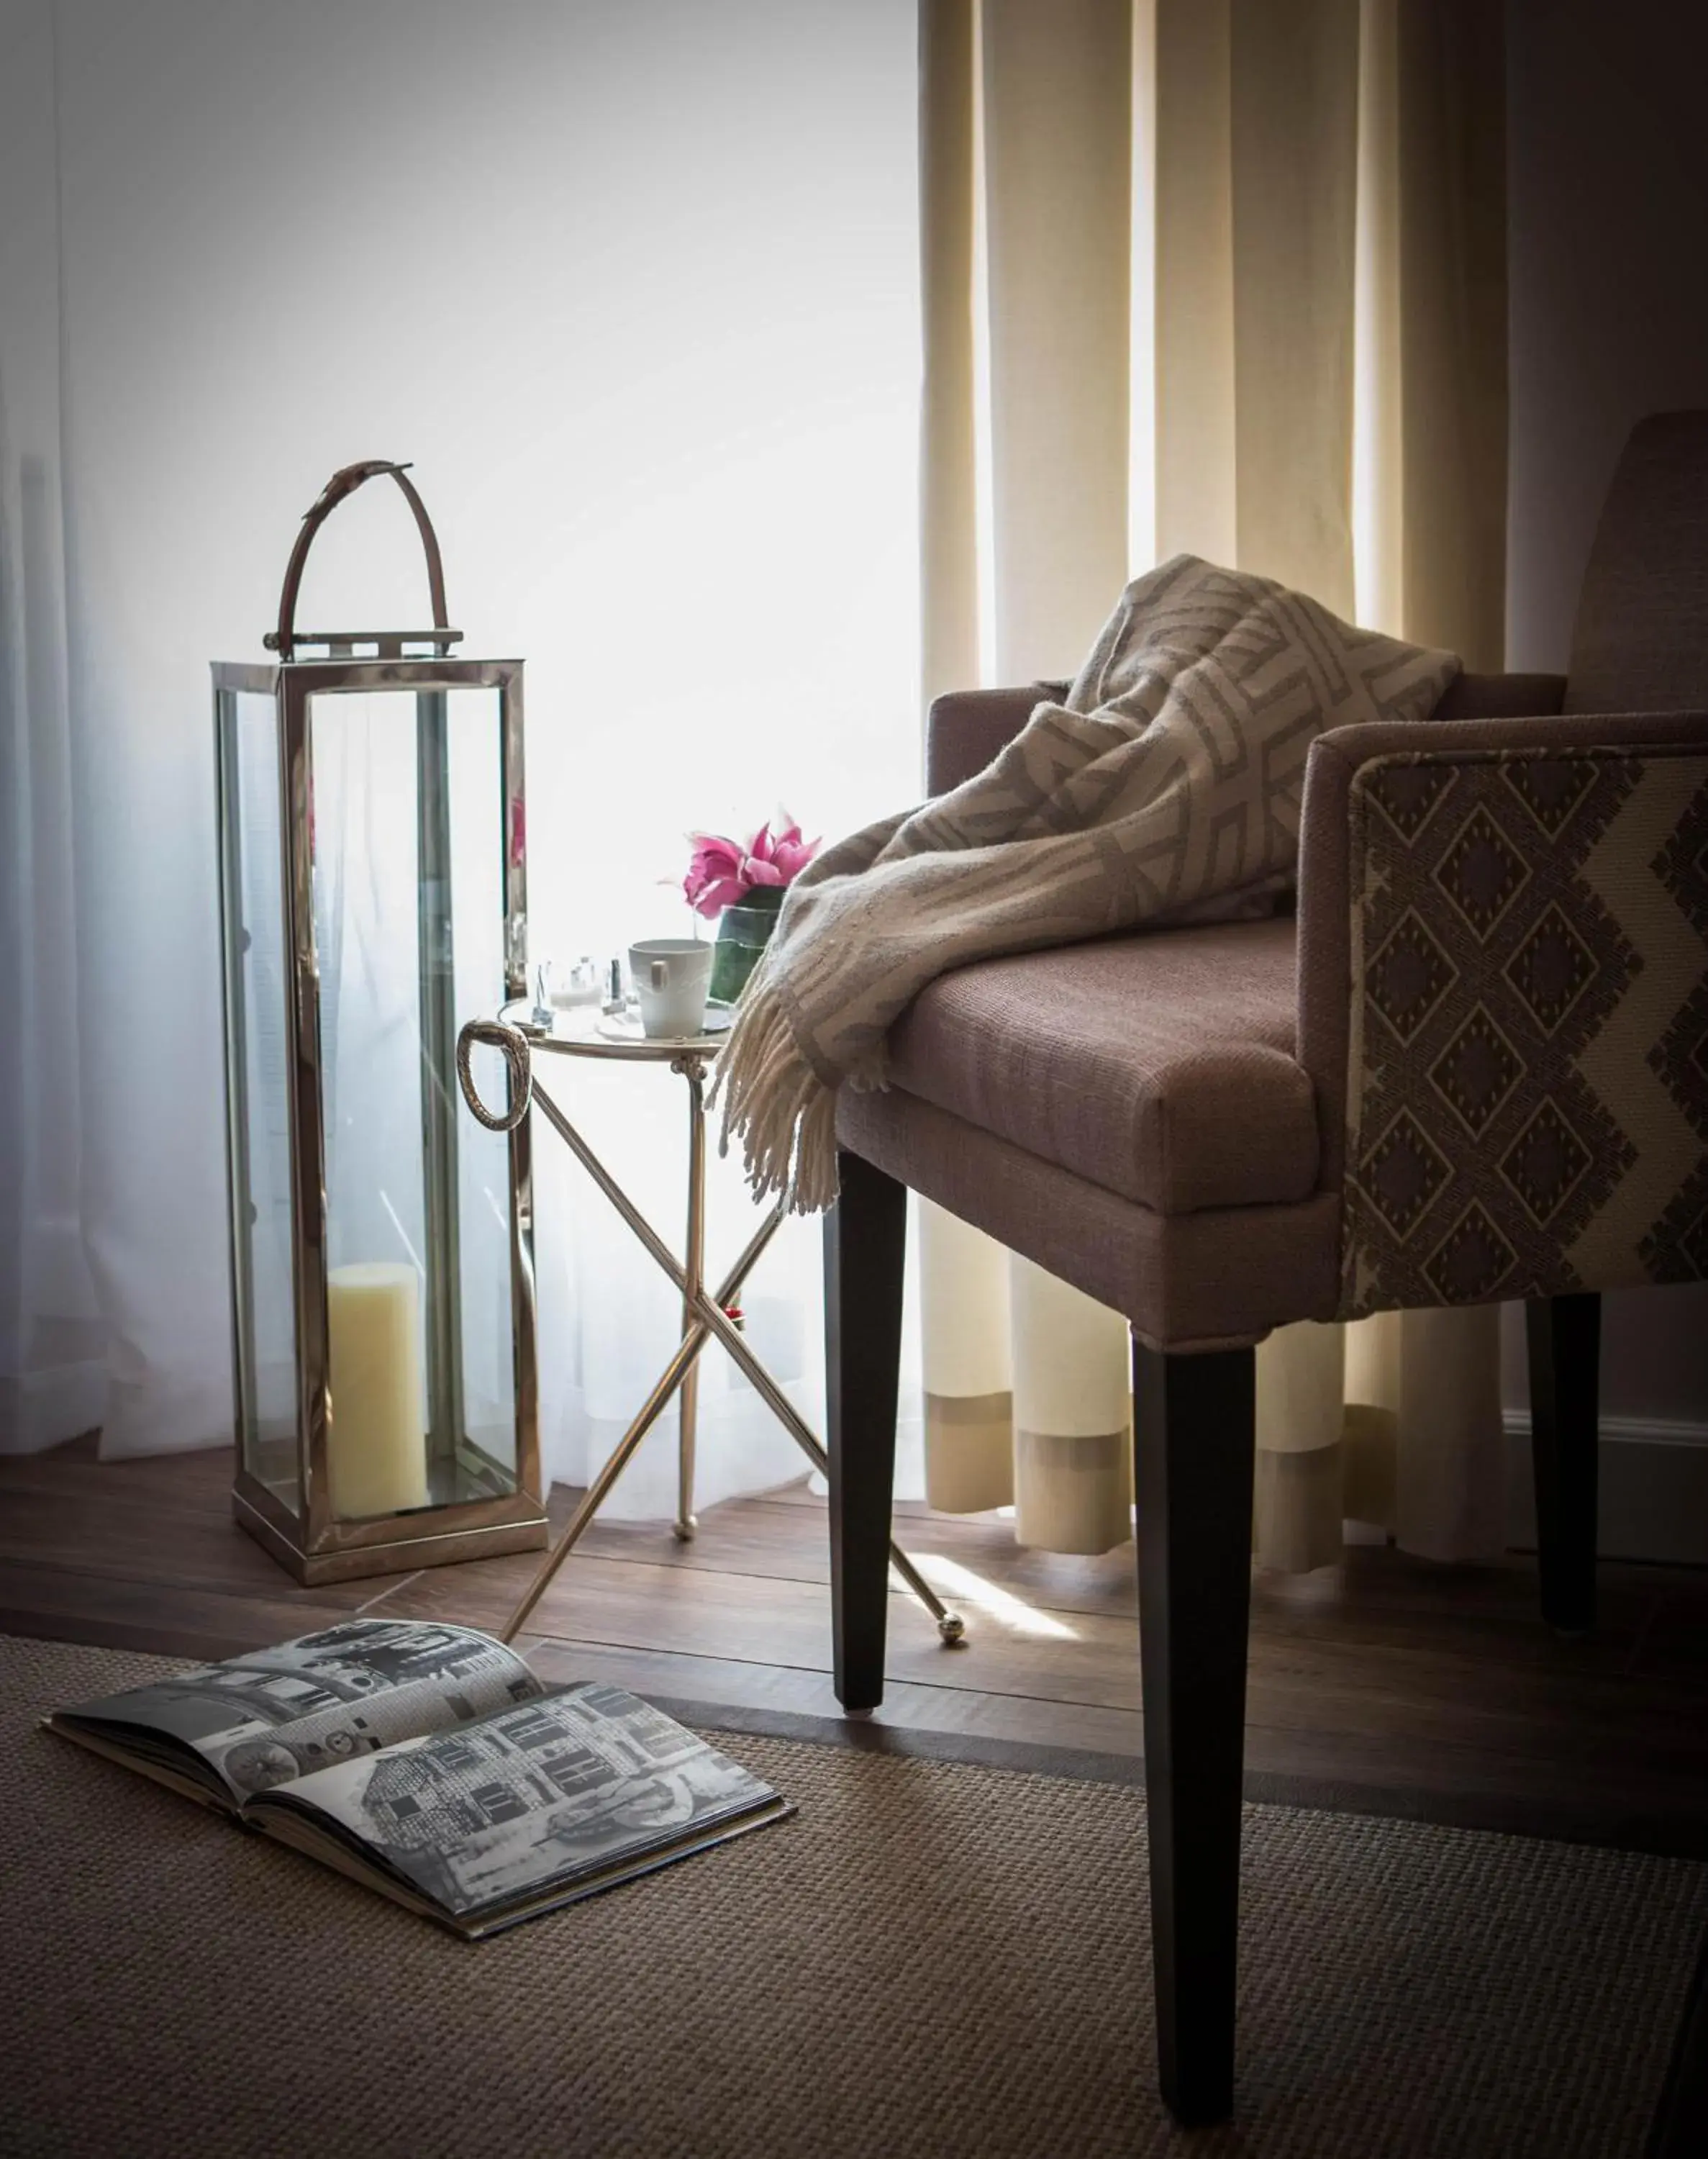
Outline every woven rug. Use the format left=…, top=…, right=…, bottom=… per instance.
left=4, top=1637, right=1704, bottom=2159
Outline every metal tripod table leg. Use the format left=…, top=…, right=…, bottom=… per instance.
left=455, top=1019, right=966, bottom=1655
left=674, top=1062, right=704, bottom=1542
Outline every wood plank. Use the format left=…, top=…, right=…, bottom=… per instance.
left=11, top=1441, right=1669, bottom=1665
left=0, top=1438, right=232, bottom=1497
left=1634, top=1580, right=1708, bottom=1685
left=0, top=1447, right=1666, bottom=1696
left=524, top=1637, right=1155, bottom=1757
left=4, top=1444, right=1706, bottom=1853
left=368, top=1548, right=1708, bottom=1782
left=0, top=1485, right=378, bottom=1608
left=537, top=1487, right=1671, bottom=1673
left=568, top=1490, right=1147, bottom=1616
left=515, top=1639, right=1708, bottom=1851
left=0, top=1560, right=370, bottom=1662
left=0, top=1441, right=1679, bottom=1707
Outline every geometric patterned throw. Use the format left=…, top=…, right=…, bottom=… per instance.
left=1340, top=748, right=1708, bottom=1316
left=714, top=553, right=1460, bottom=1210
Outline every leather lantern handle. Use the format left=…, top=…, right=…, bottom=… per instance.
left=268, top=459, right=450, bottom=658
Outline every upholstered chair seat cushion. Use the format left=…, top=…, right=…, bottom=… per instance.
left=883, top=917, right=1319, bottom=1213
left=837, top=1077, right=1341, bottom=1353
left=840, top=912, right=1342, bottom=1353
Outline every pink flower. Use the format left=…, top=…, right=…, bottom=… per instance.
left=750, top=818, right=818, bottom=883
left=682, top=813, right=819, bottom=918
left=683, top=833, right=752, bottom=918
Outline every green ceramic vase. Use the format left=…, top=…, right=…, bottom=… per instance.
left=709, top=888, right=783, bottom=1005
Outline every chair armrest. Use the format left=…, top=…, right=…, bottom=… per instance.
left=927, top=681, right=1072, bottom=794
left=1297, top=707, right=1708, bottom=1318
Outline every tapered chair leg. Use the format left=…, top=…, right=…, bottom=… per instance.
left=1526, top=1293, right=1601, bottom=1634
left=1132, top=1339, right=1256, bottom=2128
left=825, top=1149, right=908, bottom=1712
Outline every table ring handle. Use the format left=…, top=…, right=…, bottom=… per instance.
left=457, top=1018, right=533, bottom=1133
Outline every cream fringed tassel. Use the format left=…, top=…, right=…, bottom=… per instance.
left=713, top=955, right=848, bottom=1213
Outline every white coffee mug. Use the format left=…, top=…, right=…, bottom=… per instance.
left=628, top=938, right=713, bottom=1039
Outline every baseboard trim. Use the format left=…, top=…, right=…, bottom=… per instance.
left=1504, top=1412, right=1708, bottom=1567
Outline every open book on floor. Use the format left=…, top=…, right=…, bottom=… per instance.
left=44, top=1617, right=791, bottom=1939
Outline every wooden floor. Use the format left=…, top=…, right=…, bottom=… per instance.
left=4, top=1434, right=1707, bottom=1853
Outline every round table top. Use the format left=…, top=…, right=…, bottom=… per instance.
left=496, top=997, right=735, bottom=1064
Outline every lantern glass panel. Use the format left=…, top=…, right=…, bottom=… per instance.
left=217, top=686, right=300, bottom=1508
left=309, top=685, right=517, bottom=1521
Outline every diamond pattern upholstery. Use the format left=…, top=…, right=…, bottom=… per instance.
left=1338, top=746, right=1707, bottom=1318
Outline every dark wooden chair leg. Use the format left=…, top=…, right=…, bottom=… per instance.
left=1132, top=1339, right=1256, bottom=2129
left=824, top=1148, right=907, bottom=1712
left=1526, top=1292, right=1601, bottom=1634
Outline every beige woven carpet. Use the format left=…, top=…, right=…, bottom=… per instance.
left=4, top=1637, right=1704, bottom=2159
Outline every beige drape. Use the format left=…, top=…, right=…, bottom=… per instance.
left=917, top=0, right=1512, bottom=1567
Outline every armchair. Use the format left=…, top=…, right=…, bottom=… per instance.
left=824, top=412, right=1708, bottom=2124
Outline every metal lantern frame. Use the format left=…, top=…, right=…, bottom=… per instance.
left=214, top=460, right=545, bottom=1583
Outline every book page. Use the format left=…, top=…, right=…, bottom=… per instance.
left=253, top=1682, right=778, bottom=1921
left=58, top=1620, right=544, bottom=1803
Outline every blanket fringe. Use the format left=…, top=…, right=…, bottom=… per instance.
left=712, top=958, right=842, bottom=1213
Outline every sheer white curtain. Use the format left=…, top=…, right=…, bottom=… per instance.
left=0, top=0, right=926, bottom=1511
left=0, top=1, right=105, bottom=1455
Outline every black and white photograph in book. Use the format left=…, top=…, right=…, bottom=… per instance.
left=64, top=1620, right=545, bottom=1796
left=280, top=1684, right=777, bottom=1918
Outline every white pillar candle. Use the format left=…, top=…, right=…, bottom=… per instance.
left=1009, top=1255, right=1132, bottom=1554
left=920, top=1200, right=1014, bottom=1513
left=326, top=1262, right=430, bottom=1519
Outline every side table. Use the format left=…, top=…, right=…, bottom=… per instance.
left=456, top=1003, right=966, bottom=1651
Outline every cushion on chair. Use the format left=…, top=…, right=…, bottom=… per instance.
left=837, top=1082, right=1341, bottom=1350
left=883, top=917, right=1319, bottom=1215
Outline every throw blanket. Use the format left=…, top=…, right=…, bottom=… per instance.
left=717, top=555, right=1460, bottom=1210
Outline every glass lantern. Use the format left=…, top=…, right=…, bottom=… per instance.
left=212, top=460, right=545, bottom=1583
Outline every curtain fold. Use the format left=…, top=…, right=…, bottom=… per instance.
left=0, top=0, right=105, bottom=1455
left=980, top=0, right=1134, bottom=682
left=983, top=0, right=1137, bottom=1554
left=916, top=0, right=1139, bottom=1547
left=919, top=0, right=980, bottom=712
left=919, top=1198, right=1013, bottom=1512
left=917, top=0, right=1513, bottom=1567
left=1395, top=0, right=1509, bottom=668
left=1155, top=0, right=1362, bottom=608
left=913, top=2, right=1020, bottom=1516
left=1278, top=0, right=1510, bottom=1570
